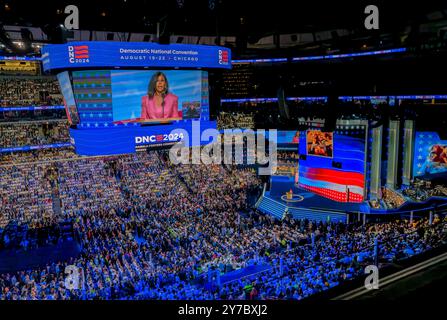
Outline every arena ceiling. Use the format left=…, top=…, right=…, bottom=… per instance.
left=1, top=0, right=446, bottom=37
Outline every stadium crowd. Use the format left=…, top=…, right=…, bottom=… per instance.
left=0, top=121, right=70, bottom=148
left=0, top=164, right=54, bottom=229
left=381, top=187, right=406, bottom=209
left=217, top=112, right=255, bottom=130
left=275, top=151, right=299, bottom=176
left=0, top=149, right=446, bottom=300
left=0, top=77, right=63, bottom=107
left=0, top=148, right=75, bottom=165
left=402, top=179, right=447, bottom=202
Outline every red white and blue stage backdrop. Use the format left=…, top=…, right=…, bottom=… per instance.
left=298, top=129, right=367, bottom=203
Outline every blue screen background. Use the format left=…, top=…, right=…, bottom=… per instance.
left=111, top=70, right=203, bottom=121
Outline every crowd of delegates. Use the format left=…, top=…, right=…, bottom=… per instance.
left=274, top=151, right=299, bottom=176
left=368, top=198, right=381, bottom=209
left=0, top=148, right=76, bottom=165
left=367, top=187, right=406, bottom=210
left=0, top=66, right=39, bottom=76
left=381, top=187, right=406, bottom=209
left=217, top=112, right=255, bottom=130
left=0, top=164, right=54, bottom=229
left=0, top=151, right=301, bottom=299
left=402, top=178, right=447, bottom=202
left=0, top=77, right=63, bottom=107
left=0, top=108, right=67, bottom=123
left=0, top=121, right=70, bottom=148
left=217, top=216, right=447, bottom=300
left=172, top=158, right=261, bottom=211
left=0, top=149, right=446, bottom=300
left=368, top=180, right=447, bottom=209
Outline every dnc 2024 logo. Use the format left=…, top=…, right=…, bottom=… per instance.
left=68, top=45, right=90, bottom=63
left=218, top=50, right=229, bottom=65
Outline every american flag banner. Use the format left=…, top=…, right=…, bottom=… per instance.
left=413, top=132, right=447, bottom=176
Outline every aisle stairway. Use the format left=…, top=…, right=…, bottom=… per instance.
left=256, top=197, right=286, bottom=220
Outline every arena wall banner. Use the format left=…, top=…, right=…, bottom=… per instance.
left=69, top=120, right=217, bottom=156
left=41, top=42, right=232, bottom=72
left=0, top=105, right=65, bottom=111
left=0, top=142, right=72, bottom=153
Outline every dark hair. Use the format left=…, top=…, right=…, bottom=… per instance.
left=147, top=71, right=169, bottom=99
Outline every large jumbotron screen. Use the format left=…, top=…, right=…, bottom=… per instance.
left=57, top=69, right=212, bottom=155
left=45, top=42, right=227, bottom=155
left=68, top=69, right=209, bottom=124
left=413, top=132, right=447, bottom=176
left=306, top=130, right=333, bottom=158
left=299, top=129, right=366, bottom=203
left=57, top=71, right=80, bottom=125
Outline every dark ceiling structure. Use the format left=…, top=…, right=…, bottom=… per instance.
left=1, top=0, right=446, bottom=37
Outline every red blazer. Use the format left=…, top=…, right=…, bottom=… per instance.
left=141, top=93, right=179, bottom=120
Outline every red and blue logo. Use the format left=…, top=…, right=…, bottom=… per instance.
left=68, top=45, right=90, bottom=63
left=218, top=50, right=229, bottom=65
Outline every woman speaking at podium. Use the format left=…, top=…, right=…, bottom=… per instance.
left=141, top=71, right=180, bottom=120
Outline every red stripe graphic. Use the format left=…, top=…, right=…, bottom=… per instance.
left=74, top=50, right=89, bottom=54
left=303, top=167, right=364, bottom=188
left=299, top=184, right=364, bottom=203
left=74, top=45, right=89, bottom=50
left=74, top=55, right=89, bottom=59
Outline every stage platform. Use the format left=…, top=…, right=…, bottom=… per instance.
left=257, top=176, right=447, bottom=223
left=268, top=175, right=366, bottom=212
left=267, top=189, right=367, bottom=213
